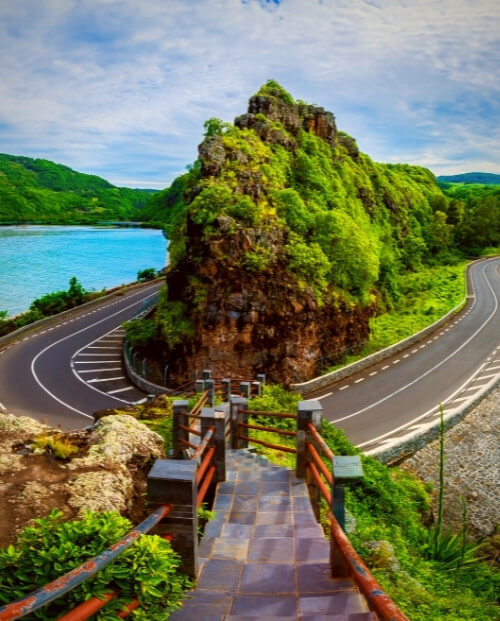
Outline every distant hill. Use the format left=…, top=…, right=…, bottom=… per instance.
left=436, top=172, right=500, bottom=185
left=0, top=154, right=156, bottom=224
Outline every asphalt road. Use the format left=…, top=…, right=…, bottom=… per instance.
left=0, top=258, right=498, bottom=444
left=0, top=282, right=161, bottom=429
left=308, top=257, right=500, bottom=448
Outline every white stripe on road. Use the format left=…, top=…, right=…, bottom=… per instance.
left=108, top=386, right=136, bottom=394
left=88, top=376, right=126, bottom=383
left=317, top=392, right=332, bottom=400
left=73, top=360, right=122, bottom=364
left=77, top=368, right=122, bottom=373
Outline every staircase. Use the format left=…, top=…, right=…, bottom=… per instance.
left=170, top=449, right=376, bottom=620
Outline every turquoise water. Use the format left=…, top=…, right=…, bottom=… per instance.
left=0, top=226, right=167, bottom=316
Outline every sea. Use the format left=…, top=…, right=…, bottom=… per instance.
left=0, top=225, right=167, bottom=316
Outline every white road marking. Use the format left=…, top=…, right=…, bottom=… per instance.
left=78, top=367, right=122, bottom=373
left=317, top=392, right=332, bottom=400
left=108, top=386, right=136, bottom=394
left=134, top=398, right=148, bottom=405
left=84, top=346, right=122, bottom=349
left=382, top=365, right=389, bottom=370
left=30, top=291, right=158, bottom=417
left=333, top=261, right=499, bottom=426
left=88, top=376, right=126, bottom=383
left=392, top=359, right=400, bottom=364
left=76, top=353, right=122, bottom=357
left=420, top=344, right=426, bottom=348
left=411, top=349, right=418, bottom=354
left=355, top=377, right=365, bottom=383
left=73, top=360, right=123, bottom=364
left=0, top=402, right=5, bottom=411
left=369, top=371, right=377, bottom=376
left=339, top=385, right=349, bottom=390
left=403, top=354, right=409, bottom=358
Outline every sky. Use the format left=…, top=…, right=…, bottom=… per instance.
left=0, top=0, right=499, bottom=189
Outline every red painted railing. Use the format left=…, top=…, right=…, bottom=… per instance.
left=0, top=505, right=171, bottom=621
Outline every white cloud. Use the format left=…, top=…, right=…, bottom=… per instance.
left=0, top=0, right=498, bottom=185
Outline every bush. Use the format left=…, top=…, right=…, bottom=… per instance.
left=0, top=509, right=190, bottom=619
left=137, top=268, right=157, bottom=282
left=31, top=433, right=79, bottom=460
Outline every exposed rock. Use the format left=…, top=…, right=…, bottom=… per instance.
left=68, top=414, right=164, bottom=471
left=364, top=540, right=400, bottom=571
left=0, top=412, right=48, bottom=449
left=199, top=135, right=226, bottom=177
left=68, top=470, right=133, bottom=515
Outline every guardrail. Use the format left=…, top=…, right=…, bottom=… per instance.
left=0, top=505, right=171, bottom=621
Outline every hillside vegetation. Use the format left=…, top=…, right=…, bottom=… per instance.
left=136, top=81, right=491, bottom=384
left=437, top=172, right=500, bottom=185
left=0, top=154, right=155, bottom=223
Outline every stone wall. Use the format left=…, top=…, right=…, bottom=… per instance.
left=401, top=388, right=499, bottom=538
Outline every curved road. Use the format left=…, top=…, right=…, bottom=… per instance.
left=0, top=282, right=161, bottom=428
left=308, top=256, right=500, bottom=450
left=0, top=259, right=498, bottom=445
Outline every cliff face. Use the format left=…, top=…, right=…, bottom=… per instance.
left=152, top=81, right=447, bottom=385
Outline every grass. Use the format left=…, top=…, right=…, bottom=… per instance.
left=325, top=261, right=468, bottom=374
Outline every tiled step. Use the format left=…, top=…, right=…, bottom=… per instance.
left=170, top=449, right=372, bottom=620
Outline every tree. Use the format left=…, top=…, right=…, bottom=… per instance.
left=203, top=118, right=231, bottom=138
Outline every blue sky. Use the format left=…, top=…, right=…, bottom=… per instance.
left=0, top=0, right=498, bottom=188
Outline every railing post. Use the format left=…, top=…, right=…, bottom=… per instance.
left=195, top=379, right=204, bottom=393
left=202, top=369, right=212, bottom=380
left=201, top=407, right=226, bottom=482
left=240, top=381, right=250, bottom=399
left=172, top=400, right=189, bottom=459
left=230, top=396, right=248, bottom=449
left=256, top=373, right=265, bottom=385
left=251, top=381, right=261, bottom=397
left=221, top=379, right=231, bottom=402
left=205, top=379, right=215, bottom=407
left=296, top=400, right=322, bottom=478
left=147, top=459, right=199, bottom=578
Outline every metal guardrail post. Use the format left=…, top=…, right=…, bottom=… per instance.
left=147, top=459, right=199, bottom=578
left=230, top=396, right=248, bottom=449
left=201, top=407, right=226, bottom=482
left=172, top=400, right=189, bottom=459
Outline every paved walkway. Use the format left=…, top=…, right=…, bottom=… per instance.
left=170, top=449, right=374, bottom=620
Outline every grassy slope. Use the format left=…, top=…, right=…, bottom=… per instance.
left=0, top=153, right=155, bottom=223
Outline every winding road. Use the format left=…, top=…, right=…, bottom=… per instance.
left=0, top=282, right=161, bottom=428
left=0, top=258, right=498, bottom=445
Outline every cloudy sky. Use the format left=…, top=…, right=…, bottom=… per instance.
left=0, top=0, right=498, bottom=188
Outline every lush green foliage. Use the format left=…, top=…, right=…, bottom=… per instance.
left=137, top=268, right=158, bottom=282
left=247, top=387, right=499, bottom=620
left=0, top=154, right=154, bottom=224
left=0, top=509, right=190, bottom=619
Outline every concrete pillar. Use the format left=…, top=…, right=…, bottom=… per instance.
left=147, top=459, right=199, bottom=578
left=221, top=379, right=231, bottom=402
left=296, top=400, right=322, bottom=479
left=201, top=407, right=226, bottom=482
left=251, top=381, right=262, bottom=397
left=230, top=396, right=248, bottom=449
left=195, top=379, right=204, bottom=393
left=205, top=379, right=215, bottom=407
left=240, top=381, right=250, bottom=399
left=202, top=369, right=212, bottom=380
left=172, top=400, right=189, bottom=459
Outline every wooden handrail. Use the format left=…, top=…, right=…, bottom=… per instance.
left=178, top=424, right=202, bottom=437
left=307, top=461, right=332, bottom=505
left=238, top=435, right=296, bottom=454
left=307, top=422, right=334, bottom=460
left=242, top=410, right=297, bottom=419
left=196, top=447, right=216, bottom=486
left=197, top=466, right=216, bottom=509
left=190, top=427, right=215, bottom=462
left=306, top=442, right=333, bottom=485
left=238, top=422, right=297, bottom=437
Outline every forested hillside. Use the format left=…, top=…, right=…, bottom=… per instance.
left=437, top=172, right=500, bottom=185
left=0, top=154, right=155, bottom=224
left=135, top=81, right=480, bottom=384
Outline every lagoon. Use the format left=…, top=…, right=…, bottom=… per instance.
left=0, top=226, right=167, bottom=316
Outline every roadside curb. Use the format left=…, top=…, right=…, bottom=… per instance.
left=290, top=259, right=483, bottom=395
left=0, top=278, right=163, bottom=351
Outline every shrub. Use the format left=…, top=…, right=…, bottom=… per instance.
left=31, top=433, right=79, bottom=460
left=124, top=318, right=158, bottom=349
left=0, top=509, right=190, bottom=619
left=137, top=268, right=157, bottom=282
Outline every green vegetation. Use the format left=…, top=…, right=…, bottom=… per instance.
left=0, top=154, right=155, bottom=224
left=0, top=509, right=190, bottom=619
left=31, top=433, right=79, bottom=460
left=246, top=386, right=499, bottom=621
left=325, top=261, right=468, bottom=372
left=137, top=267, right=158, bottom=282
left=0, top=277, right=99, bottom=337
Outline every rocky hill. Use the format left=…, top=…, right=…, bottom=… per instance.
left=142, top=81, right=451, bottom=385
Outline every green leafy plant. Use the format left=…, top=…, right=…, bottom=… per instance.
left=31, top=433, right=79, bottom=460
left=197, top=504, right=216, bottom=537
left=137, top=268, right=157, bottom=282
left=0, top=509, right=191, bottom=619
